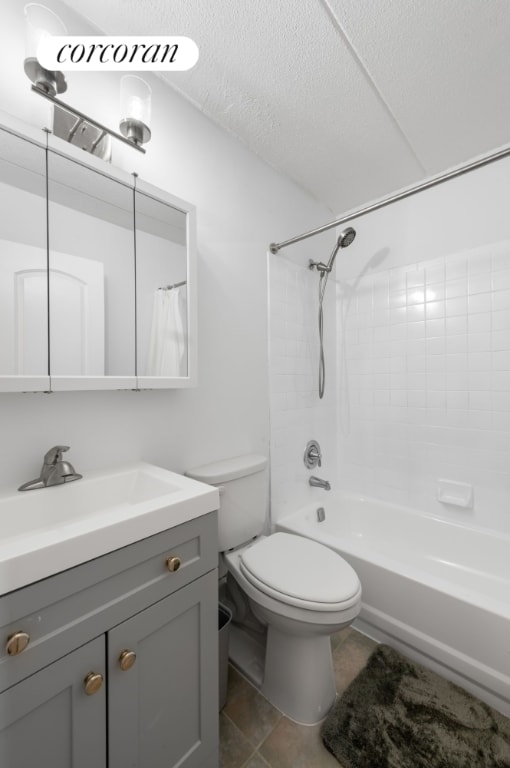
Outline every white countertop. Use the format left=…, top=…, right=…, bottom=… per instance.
left=0, top=462, right=219, bottom=594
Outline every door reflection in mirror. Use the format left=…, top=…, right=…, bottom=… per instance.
left=47, top=151, right=135, bottom=379
left=0, top=131, right=47, bottom=377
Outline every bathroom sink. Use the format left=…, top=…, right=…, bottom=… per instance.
left=0, top=463, right=219, bottom=593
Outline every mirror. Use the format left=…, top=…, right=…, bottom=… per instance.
left=0, top=116, right=196, bottom=392
left=47, top=150, right=136, bottom=390
left=134, top=188, right=188, bottom=383
left=0, top=128, right=49, bottom=392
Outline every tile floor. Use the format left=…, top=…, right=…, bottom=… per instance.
left=219, top=627, right=377, bottom=768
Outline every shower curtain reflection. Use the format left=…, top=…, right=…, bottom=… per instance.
left=146, top=284, right=187, bottom=376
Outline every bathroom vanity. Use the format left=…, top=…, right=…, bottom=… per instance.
left=0, top=465, right=219, bottom=768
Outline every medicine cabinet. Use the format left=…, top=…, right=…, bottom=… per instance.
left=0, top=114, right=196, bottom=392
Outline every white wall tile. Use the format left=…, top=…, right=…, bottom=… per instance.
left=493, top=269, right=510, bottom=291
left=468, top=273, right=491, bottom=294
left=469, top=293, right=492, bottom=313
left=469, top=332, right=492, bottom=352
left=446, top=334, right=468, bottom=353
left=492, top=330, right=510, bottom=351
left=445, top=278, right=468, bottom=298
left=493, top=351, right=510, bottom=370
left=407, top=303, right=425, bottom=322
left=446, top=316, right=468, bottom=335
left=468, top=313, right=491, bottom=332
left=493, top=310, right=510, bottom=330
left=446, top=297, right=468, bottom=316
left=426, top=337, right=446, bottom=355
left=469, top=351, right=492, bottom=370
left=426, top=318, right=445, bottom=337
left=335, top=197, right=510, bottom=534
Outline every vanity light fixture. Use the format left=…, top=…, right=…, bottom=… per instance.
left=23, top=4, right=148, bottom=155
left=24, top=3, right=67, bottom=97
left=119, top=76, right=152, bottom=147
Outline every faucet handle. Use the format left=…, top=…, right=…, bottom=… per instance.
left=311, top=447, right=322, bottom=468
left=304, top=440, right=322, bottom=469
left=44, top=445, right=70, bottom=465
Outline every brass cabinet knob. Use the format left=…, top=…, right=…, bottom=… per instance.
left=166, top=555, right=181, bottom=573
left=84, top=672, right=104, bottom=695
left=6, top=631, right=30, bottom=656
left=118, top=649, right=137, bottom=671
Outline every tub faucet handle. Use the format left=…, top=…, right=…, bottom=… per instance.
left=304, top=440, right=322, bottom=469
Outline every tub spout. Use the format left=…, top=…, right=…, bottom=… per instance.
left=309, top=476, right=331, bottom=491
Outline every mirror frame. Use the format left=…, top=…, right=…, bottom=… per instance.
left=0, top=111, right=197, bottom=392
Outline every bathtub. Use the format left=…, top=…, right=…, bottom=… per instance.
left=276, top=494, right=510, bottom=716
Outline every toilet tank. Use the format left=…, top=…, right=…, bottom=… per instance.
left=186, top=454, right=268, bottom=551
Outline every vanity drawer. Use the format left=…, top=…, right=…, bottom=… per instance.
left=0, top=511, right=217, bottom=692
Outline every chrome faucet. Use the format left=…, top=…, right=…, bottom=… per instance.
left=309, top=476, right=331, bottom=491
left=18, top=445, right=82, bottom=492
left=304, top=439, right=322, bottom=469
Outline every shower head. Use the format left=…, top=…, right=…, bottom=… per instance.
left=337, top=227, right=356, bottom=248
left=308, top=226, right=357, bottom=274
left=308, top=225, right=356, bottom=399
left=325, top=227, right=356, bottom=272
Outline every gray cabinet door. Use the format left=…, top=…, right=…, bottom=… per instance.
left=0, top=635, right=106, bottom=768
left=108, top=570, right=219, bottom=768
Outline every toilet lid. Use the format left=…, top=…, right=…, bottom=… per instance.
left=239, top=532, right=360, bottom=609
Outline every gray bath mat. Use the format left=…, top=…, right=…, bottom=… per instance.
left=321, top=644, right=510, bottom=768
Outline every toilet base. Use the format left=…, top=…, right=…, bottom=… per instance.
left=229, top=623, right=265, bottom=688
left=261, top=625, right=336, bottom=725
left=230, top=623, right=336, bottom=726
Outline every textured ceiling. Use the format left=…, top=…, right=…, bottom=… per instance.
left=62, top=0, right=510, bottom=214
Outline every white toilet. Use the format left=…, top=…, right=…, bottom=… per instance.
left=186, top=454, right=362, bottom=725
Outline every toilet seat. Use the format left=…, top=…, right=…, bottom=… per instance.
left=239, top=532, right=361, bottom=612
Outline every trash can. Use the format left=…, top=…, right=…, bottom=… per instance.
left=218, top=603, right=232, bottom=710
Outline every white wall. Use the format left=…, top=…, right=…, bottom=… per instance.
left=0, top=0, right=330, bottom=492
left=335, top=156, right=510, bottom=534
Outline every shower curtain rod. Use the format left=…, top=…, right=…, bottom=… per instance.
left=269, top=141, right=510, bottom=254
left=158, top=280, right=187, bottom=290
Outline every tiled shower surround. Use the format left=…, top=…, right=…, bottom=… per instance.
left=337, top=244, right=510, bottom=533
left=269, top=159, right=510, bottom=536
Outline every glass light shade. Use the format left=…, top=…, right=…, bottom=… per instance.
left=24, top=3, right=67, bottom=95
left=119, top=76, right=152, bottom=145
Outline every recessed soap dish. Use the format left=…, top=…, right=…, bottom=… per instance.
left=437, top=479, right=473, bottom=509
